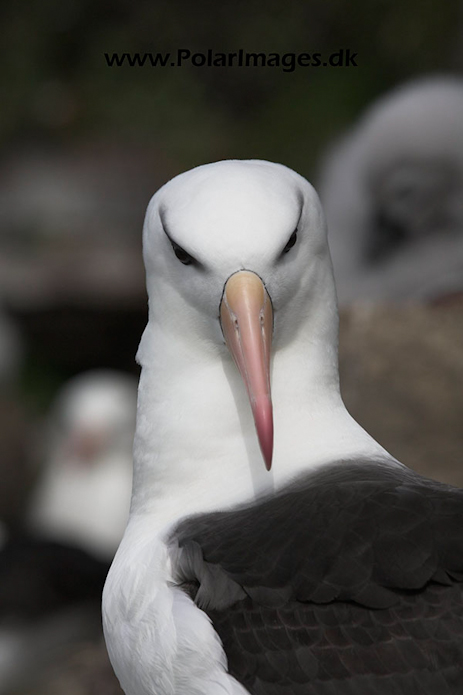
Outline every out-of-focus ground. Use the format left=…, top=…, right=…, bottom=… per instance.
left=12, top=640, right=122, bottom=695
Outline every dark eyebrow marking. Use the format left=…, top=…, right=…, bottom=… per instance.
left=279, top=199, right=303, bottom=256
left=159, top=207, right=199, bottom=267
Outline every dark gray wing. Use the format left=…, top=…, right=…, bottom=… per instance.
left=173, top=460, right=463, bottom=694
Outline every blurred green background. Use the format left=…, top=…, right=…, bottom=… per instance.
left=2, top=0, right=462, bottom=176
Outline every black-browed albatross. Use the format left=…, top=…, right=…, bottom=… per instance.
left=102, top=160, right=463, bottom=695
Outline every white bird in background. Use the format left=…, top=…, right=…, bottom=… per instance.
left=103, top=160, right=463, bottom=695
left=27, top=370, right=137, bottom=560
left=0, top=370, right=135, bottom=690
left=319, top=76, right=463, bottom=304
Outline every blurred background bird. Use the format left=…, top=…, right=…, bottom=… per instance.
left=27, top=370, right=137, bottom=560
left=0, top=371, right=136, bottom=694
left=319, top=77, right=463, bottom=304
left=0, top=0, right=462, bottom=691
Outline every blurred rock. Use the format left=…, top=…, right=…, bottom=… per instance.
left=0, top=141, right=165, bottom=308
left=339, top=301, right=463, bottom=486
left=0, top=140, right=171, bottom=377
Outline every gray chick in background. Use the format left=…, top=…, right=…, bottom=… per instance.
left=320, top=76, right=463, bottom=304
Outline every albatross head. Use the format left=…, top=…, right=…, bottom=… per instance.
left=138, top=160, right=339, bottom=475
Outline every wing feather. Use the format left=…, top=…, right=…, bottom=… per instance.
left=172, top=460, right=463, bottom=693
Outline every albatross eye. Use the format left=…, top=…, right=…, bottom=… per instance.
left=172, top=242, right=195, bottom=266
left=282, top=229, right=298, bottom=254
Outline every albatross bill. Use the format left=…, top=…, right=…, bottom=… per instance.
left=220, top=270, right=274, bottom=470
left=102, top=160, right=463, bottom=695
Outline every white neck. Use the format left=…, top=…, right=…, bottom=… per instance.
left=129, top=282, right=392, bottom=531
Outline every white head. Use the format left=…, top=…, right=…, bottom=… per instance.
left=51, top=370, right=138, bottom=462
left=133, top=160, right=386, bottom=521
left=139, top=159, right=337, bottom=371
